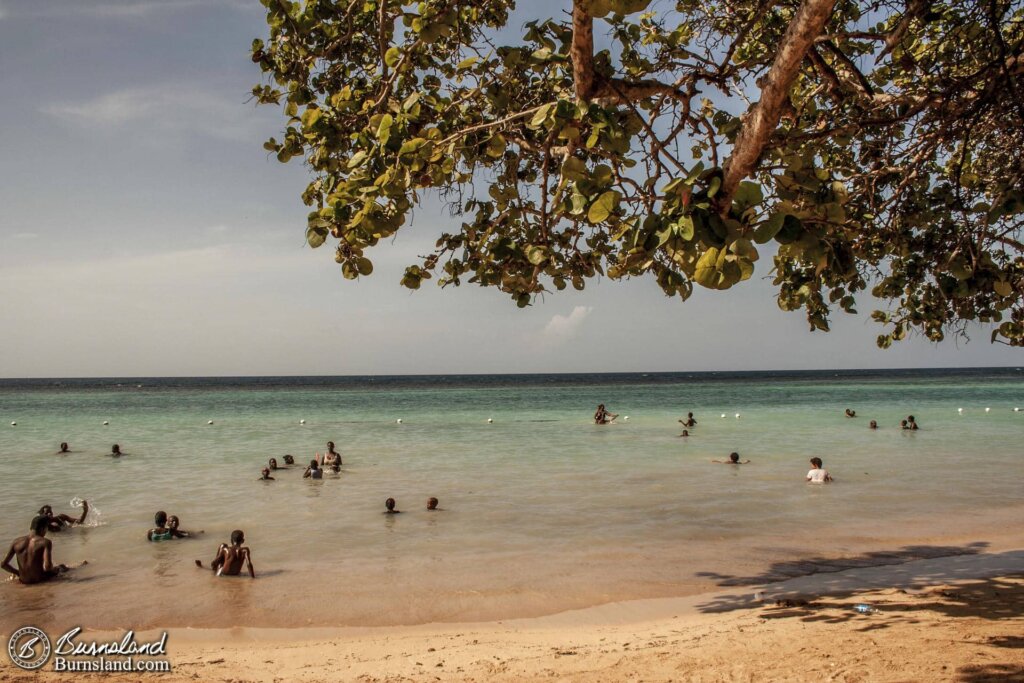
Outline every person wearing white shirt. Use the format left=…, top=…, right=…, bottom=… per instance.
left=806, top=457, right=833, bottom=483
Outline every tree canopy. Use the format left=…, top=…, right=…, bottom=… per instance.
left=251, top=0, right=1024, bottom=347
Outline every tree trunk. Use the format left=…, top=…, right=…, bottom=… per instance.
left=719, top=0, right=836, bottom=213
left=571, top=1, right=595, bottom=101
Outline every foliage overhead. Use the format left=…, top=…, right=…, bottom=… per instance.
left=252, top=0, right=1024, bottom=347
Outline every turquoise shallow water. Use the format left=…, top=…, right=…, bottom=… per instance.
left=0, top=369, right=1022, bottom=629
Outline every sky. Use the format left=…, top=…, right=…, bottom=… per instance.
left=0, top=0, right=1019, bottom=377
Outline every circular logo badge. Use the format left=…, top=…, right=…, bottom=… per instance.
left=8, top=627, right=51, bottom=670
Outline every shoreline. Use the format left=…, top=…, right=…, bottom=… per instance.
left=3, top=548, right=1022, bottom=681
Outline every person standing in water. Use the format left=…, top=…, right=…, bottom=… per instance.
left=321, top=441, right=342, bottom=468
left=168, top=515, right=200, bottom=538
left=2, top=515, right=84, bottom=584
left=679, top=412, right=697, bottom=428
left=806, top=457, right=833, bottom=483
left=304, top=459, right=323, bottom=479
left=907, top=415, right=919, bottom=430
left=594, top=404, right=618, bottom=424
left=195, top=530, right=255, bottom=577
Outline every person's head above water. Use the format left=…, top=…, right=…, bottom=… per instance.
left=810, top=457, right=823, bottom=468
left=59, top=442, right=69, bottom=452
left=681, top=429, right=689, bottom=436
left=31, top=515, right=50, bottom=536
left=154, top=511, right=168, bottom=527
left=427, top=497, right=439, bottom=510
left=729, top=452, right=741, bottom=463
left=38, top=505, right=53, bottom=518
left=230, top=529, right=245, bottom=545
left=327, top=441, right=335, bottom=451
left=385, top=498, right=396, bottom=511
left=168, top=515, right=180, bottom=530
left=269, top=458, right=278, bottom=470
left=261, top=467, right=271, bottom=478
left=870, top=420, right=878, bottom=429
left=907, top=415, right=916, bottom=422
left=283, top=454, right=295, bottom=465
left=309, top=459, right=320, bottom=469
left=597, top=403, right=605, bottom=410
left=111, top=444, right=121, bottom=455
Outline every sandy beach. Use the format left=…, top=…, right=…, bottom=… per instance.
left=3, top=548, right=1021, bottom=682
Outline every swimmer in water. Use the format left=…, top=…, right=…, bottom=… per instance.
left=845, top=408, right=857, bottom=418
left=322, top=441, right=342, bottom=468
left=283, top=455, right=295, bottom=466
left=385, top=498, right=401, bottom=514
left=679, top=429, right=690, bottom=437
left=900, top=419, right=910, bottom=430
left=148, top=511, right=172, bottom=541
left=806, top=457, right=833, bottom=483
left=168, top=515, right=201, bottom=538
left=110, top=444, right=122, bottom=457
left=427, top=497, right=439, bottom=511
left=304, top=459, right=323, bottom=479
left=195, top=530, right=255, bottom=578
left=57, top=442, right=71, bottom=454
left=907, top=415, right=919, bottom=430
left=594, top=404, right=618, bottom=425
left=712, top=452, right=750, bottom=464
left=328, top=460, right=341, bottom=475
left=869, top=420, right=878, bottom=429
left=268, top=457, right=279, bottom=471
left=38, top=501, right=89, bottom=532
left=2, top=515, right=85, bottom=584
left=259, top=467, right=275, bottom=481
left=679, top=412, right=697, bottom=428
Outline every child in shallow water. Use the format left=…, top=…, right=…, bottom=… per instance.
left=806, top=457, right=833, bottom=483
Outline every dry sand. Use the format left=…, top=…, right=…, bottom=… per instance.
left=2, top=550, right=1022, bottom=682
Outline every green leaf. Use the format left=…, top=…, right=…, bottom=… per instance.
left=530, top=103, right=554, bottom=128
left=306, top=225, right=328, bottom=249
left=526, top=245, right=549, bottom=265
left=347, top=150, right=368, bottom=169
left=376, top=114, right=394, bottom=143
left=561, top=157, right=587, bottom=181
left=587, top=190, right=620, bottom=223
left=733, top=181, right=763, bottom=210
left=706, top=176, right=722, bottom=198
left=485, top=134, right=506, bottom=158
left=993, top=280, right=1012, bottom=296
left=753, top=213, right=785, bottom=244
left=355, top=257, right=373, bottom=276
left=609, top=0, right=653, bottom=14
left=693, top=247, right=721, bottom=288
left=456, top=57, right=478, bottom=71
left=580, top=0, right=612, bottom=18
left=674, top=215, right=694, bottom=241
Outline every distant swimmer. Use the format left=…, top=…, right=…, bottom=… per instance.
left=168, top=515, right=201, bottom=538
left=869, top=420, right=878, bottom=429
left=679, top=429, right=690, bottom=437
left=110, top=444, right=122, bottom=457
left=268, top=458, right=279, bottom=471
left=384, top=498, right=401, bottom=514
left=845, top=409, right=857, bottom=418
left=57, top=442, right=71, bottom=454
left=322, top=441, right=342, bottom=468
left=806, top=457, right=833, bottom=483
left=304, top=459, right=323, bottom=479
left=195, top=530, right=255, bottom=578
left=594, top=404, right=618, bottom=425
left=38, top=501, right=89, bottom=532
left=712, top=452, right=750, bottom=465
left=907, top=415, right=919, bottom=430
left=679, top=412, right=697, bottom=428
left=900, top=419, right=910, bottom=430
left=426, top=497, right=439, bottom=511
left=259, top=467, right=275, bottom=481
left=283, top=455, right=295, bottom=466
left=2, top=515, right=85, bottom=585
left=328, top=460, right=341, bottom=475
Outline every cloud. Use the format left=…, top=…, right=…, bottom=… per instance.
left=43, top=86, right=267, bottom=143
left=541, top=305, right=593, bottom=345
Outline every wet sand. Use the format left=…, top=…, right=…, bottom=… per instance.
left=2, top=549, right=1021, bottom=682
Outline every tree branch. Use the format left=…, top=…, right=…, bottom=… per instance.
left=571, top=1, right=595, bottom=101
left=719, top=0, right=836, bottom=214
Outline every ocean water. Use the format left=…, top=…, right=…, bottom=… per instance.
left=0, top=368, right=1022, bottom=630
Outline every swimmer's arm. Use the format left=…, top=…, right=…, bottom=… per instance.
left=42, top=540, right=54, bottom=573
left=211, top=545, right=227, bottom=573
left=75, top=501, right=89, bottom=525
left=243, top=548, right=255, bottom=578
left=741, top=460, right=751, bottom=464
left=824, top=472, right=834, bottom=482
left=1, top=545, right=18, bottom=577
left=303, top=468, right=311, bottom=479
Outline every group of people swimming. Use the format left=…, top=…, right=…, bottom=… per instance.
left=57, top=442, right=123, bottom=456
left=849, top=410, right=921, bottom=431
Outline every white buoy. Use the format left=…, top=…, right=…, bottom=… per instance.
left=985, top=407, right=991, bottom=413
left=299, top=419, right=306, bottom=425
left=208, top=420, right=214, bottom=425
left=958, top=408, right=964, bottom=414
left=1015, top=407, right=1020, bottom=412
left=102, top=421, right=109, bottom=426
left=396, top=418, right=402, bottom=424
left=487, top=418, right=493, bottom=423
left=721, top=413, right=726, bottom=418
left=10, top=421, right=15, bottom=426
left=623, top=415, right=629, bottom=421
left=735, top=413, right=741, bottom=419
